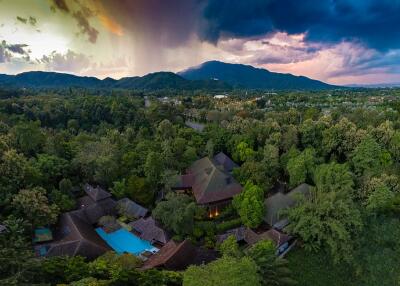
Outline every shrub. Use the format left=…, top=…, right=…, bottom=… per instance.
left=216, top=218, right=242, bottom=233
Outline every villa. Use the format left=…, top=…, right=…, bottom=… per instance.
left=217, top=226, right=293, bottom=256
left=116, top=198, right=148, bottom=219
left=142, top=239, right=196, bottom=270
left=129, top=217, right=169, bottom=248
left=264, top=183, right=311, bottom=230
left=174, top=152, right=242, bottom=217
left=35, top=211, right=111, bottom=259
left=35, top=184, right=165, bottom=260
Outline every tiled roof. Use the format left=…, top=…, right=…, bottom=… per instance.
left=183, top=154, right=242, bottom=204
left=43, top=212, right=110, bottom=259
left=77, top=197, right=117, bottom=224
left=129, top=217, right=169, bottom=245
left=213, top=152, right=239, bottom=172
left=84, top=184, right=112, bottom=202
left=117, top=198, right=148, bottom=219
left=264, top=183, right=311, bottom=226
left=142, top=239, right=196, bottom=270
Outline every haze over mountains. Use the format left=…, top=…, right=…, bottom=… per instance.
left=0, top=61, right=337, bottom=91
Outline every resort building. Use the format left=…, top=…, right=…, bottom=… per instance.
left=76, top=184, right=117, bottom=224
left=36, top=211, right=111, bottom=259
left=142, top=239, right=197, bottom=270
left=129, top=217, right=169, bottom=248
left=116, top=198, right=148, bottom=219
left=174, top=152, right=242, bottom=217
left=217, top=226, right=292, bottom=256
left=264, top=183, right=311, bottom=230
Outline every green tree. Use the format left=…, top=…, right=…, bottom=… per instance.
left=11, top=121, right=45, bottom=155
left=234, top=142, right=255, bottom=162
left=219, top=235, right=241, bottom=258
left=233, top=181, right=265, bottom=228
left=365, top=185, right=394, bottom=214
left=40, top=256, right=90, bottom=284
left=285, top=185, right=362, bottom=263
left=0, top=216, right=37, bottom=285
left=351, top=137, right=391, bottom=177
left=183, top=256, right=261, bottom=286
left=314, top=162, right=354, bottom=195
left=89, top=252, right=142, bottom=281
left=144, top=151, right=163, bottom=186
left=12, top=187, right=60, bottom=227
left=0, top=149, right=31, bottom=202
left=32, top=153, right=69, bottom=188
left=157, top=119, right=176, bottom=141
left=153, top=193, right=201, bottom=236
left=50, top=189, right=75, bottom=212
left=286, top=148, right=317, bottom=188
left=247, top=240, right=296, bottom=286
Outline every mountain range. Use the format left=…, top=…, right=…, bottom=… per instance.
left=0, top=61, right=338, bottom=91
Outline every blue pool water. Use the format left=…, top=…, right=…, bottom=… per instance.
left=95, top=228, right=156, bottom=255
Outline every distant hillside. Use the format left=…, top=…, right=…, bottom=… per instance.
left=179, top=60, right=336, bottom=90
left=0, top=71, right=230, bottom=91
left=0, top=61, right=338, bottom=91
left=0, top=71, right=102, bottom=88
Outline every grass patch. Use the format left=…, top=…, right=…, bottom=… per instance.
left=287, top=247, right=361, bottom=286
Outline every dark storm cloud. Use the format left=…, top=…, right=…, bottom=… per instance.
left=100, top=0, right=202, bottom=47
left=16, top=16, right=27, bottom=24
left=50, top=0, right=98, bottom=43
left=16, top=16, right=37, bottom=26
left=72, top=10, right=98, bottom=43
left=199, top=0, right=400, bottom=50
left=0, top=41, right=30, bottom=63
left=51, top=0, right=70, bottom=13
left=7, top=44, right=29, bottom=55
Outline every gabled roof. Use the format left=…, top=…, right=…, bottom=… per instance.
left=216, top=226, right=247, bottom=244
left=213, top=152, right=239, bottom=172
left=77, top=197, right=117, bottom=225
left=259, top=229, right=290, bottom=247
left=142, top=239, right=196, bottom=270
left=84, top=184, right=111, bottom=202
left=117, top=198, right=148, bottom=219
left=129, top=217, right=169, bottom=245
left=264, top=183, right=311, bottom=226
left=185, top=155, right=242, bottom=204
left=43, top=212, right=110, bottom=259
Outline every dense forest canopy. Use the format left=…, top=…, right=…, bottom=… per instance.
left=1, top=87, right=400, bottom=285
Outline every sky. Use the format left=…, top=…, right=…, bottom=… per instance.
left=1, top=0, right=400, bottom=85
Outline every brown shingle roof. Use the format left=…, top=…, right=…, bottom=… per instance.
left=183, top=155, right=242, bottom=204
left=264, top=183, right=311, bottom=226
left=44, top=212, right=110, bottom=259
left=117, top=198, right=148, bottom=219
left=259, top=229, right=290, bottom=247
left=142, top=239, right=196, bottom=270
left=216, top=226, right=247, bottom=244
left=77, top=197, right=117, bottom=224
left=129, top=217, right=169, bottom=245
left=213, top=152, right=239, bottom=172
left=84, top=184, right=112, bottom=202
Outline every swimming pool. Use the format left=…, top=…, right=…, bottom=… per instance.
left=95, top=228, right=158, bottom=255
